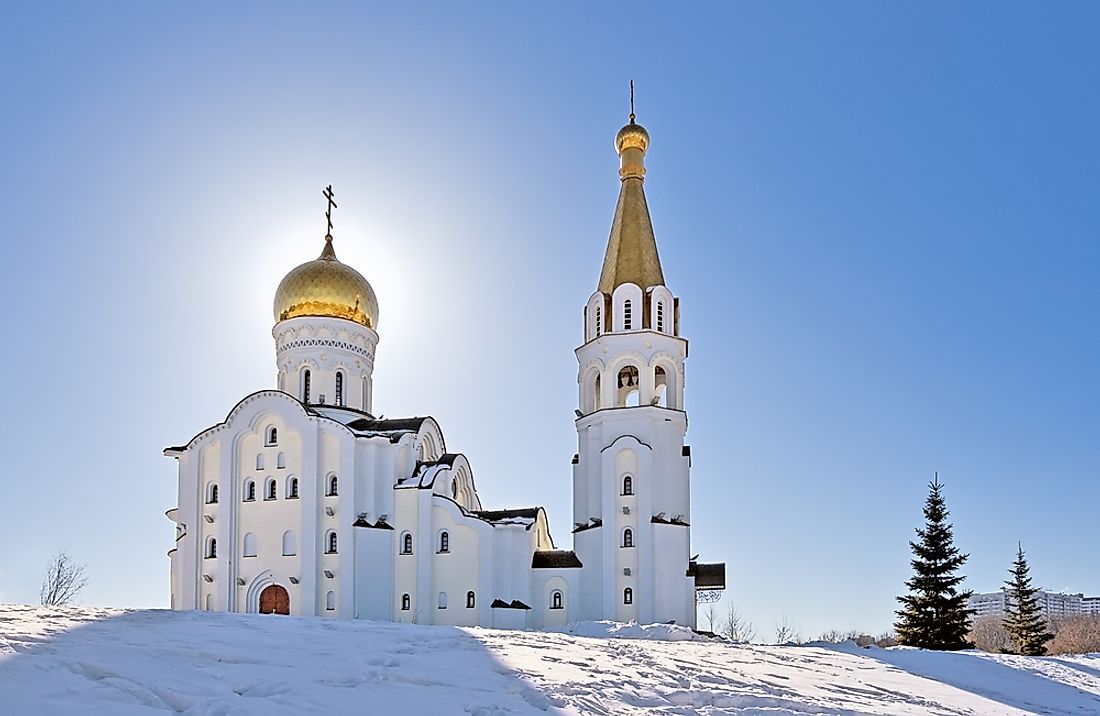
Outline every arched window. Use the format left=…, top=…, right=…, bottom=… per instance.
left=277, top=452, right=286, bottom=469
left=206, top=537, right=217, bottom=559
left=288, top=477, right=299, bottom=499
left=438, top=531, right=449, bottom=553
left=326, top=591, right=335, bottom=610
left=622, top=528, right=634, bottom=548
left=327, top=475, right=338, bottom=496
left=282, top=530, right=296, bottom=556
left=466, top=591, right=476, bottom=608
left=438, top=592, right=447, bottom=609
left=362, top=376, right=369, bottom=410
left=265, top=426, right=278, bottom=446
left=256, top=454, right=265, bottom=470
left=624, top=587, right=633, bottom=605
left=622, top=475, right=633, bottom=496
left=401, top=593, right=411, bottom=611
left=266, top=479, right=278, bottom=500
left=302, top=369, right=312, bottom=403
left=623, top=299, right=633, bottom=330
left=326, top=531, right=338, bottom=554
left=595, top=304, right=603, bottom=337
left=551, top=590, right=563, bottom=610
left=401, top=532, right=413, bottom=555
left=242, top=532, right=257, bottom=557
left=335, top=371, right=344, bottom=406
left=656, top=301, right=665, bottom=332
left=244, top=480, right=256, bottom=502
left=206, top=483, right=219, bottom=504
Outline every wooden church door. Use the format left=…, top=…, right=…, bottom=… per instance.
left=259, top=584, right=290, bottom=615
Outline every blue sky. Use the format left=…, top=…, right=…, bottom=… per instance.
left=1, top=2, right=1097, bottom=638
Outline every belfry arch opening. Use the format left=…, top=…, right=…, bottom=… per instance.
left=616, top=365, right=640, bottom=407
left=654, top=366, right=668, bottom=407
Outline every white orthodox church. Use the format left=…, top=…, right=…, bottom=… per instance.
left=165, top=111, right=725, bottom=629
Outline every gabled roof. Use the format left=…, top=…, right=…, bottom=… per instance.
left=532, top=550, right=583, bottom=569
left=352, top=515, right=394, bottom=530
left=474, top=508, right=540, bottom=526
left=572, top=517, right=603, bottom=533
left=687, top=561, right=726, bottom=590
left=346, top=416, right=430, bottom=433
left=490, top=599, right=532, bottom=610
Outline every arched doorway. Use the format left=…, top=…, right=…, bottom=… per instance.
left=259, top=584, right=290, bottom=615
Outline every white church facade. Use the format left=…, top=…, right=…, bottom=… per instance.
left=165, top=112, right=724, bottom=629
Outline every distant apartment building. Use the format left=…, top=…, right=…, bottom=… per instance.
left=969, top=590, right=1100, bottom=619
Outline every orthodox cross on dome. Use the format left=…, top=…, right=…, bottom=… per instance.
left=629, top=80, right=635, bottom=124
left=322, top=184, right=338, bottom=238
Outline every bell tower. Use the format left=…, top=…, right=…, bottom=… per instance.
left=572, top=102, right=695, bottom=626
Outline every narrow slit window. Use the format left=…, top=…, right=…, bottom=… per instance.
left=624, top=587, right=633, bottom=605
left=302, top=369, right=312, bottom=403
left=656, top=301, right=665, bottom=332
left=623, top=300, right=632, bottom=330
left=335, top=371, right=344, bottom=406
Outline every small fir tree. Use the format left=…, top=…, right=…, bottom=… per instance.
left=895, top=474, right=974, bottom=650
left=1002, top=543, right=1054, bottom=656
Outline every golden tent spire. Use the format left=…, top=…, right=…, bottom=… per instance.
left=597, top=83, right=665, bottom=294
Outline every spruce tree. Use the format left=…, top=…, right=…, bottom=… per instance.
left=1002, top=543, right=1054, bottom=656
left=895, top=474, right=974, bottom=650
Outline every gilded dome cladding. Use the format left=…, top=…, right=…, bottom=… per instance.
left=615, top=121, right=650, bottom=154
left=273, top=240, right=379, bottom=329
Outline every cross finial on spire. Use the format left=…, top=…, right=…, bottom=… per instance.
left=322, top=184, right=338, bottom=239
left=629, top=80, right=636, bottom=124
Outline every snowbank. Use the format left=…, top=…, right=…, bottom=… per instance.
left=2, top=604, right=1099, bottom=715
left=547, top=619, right=707, bottom=641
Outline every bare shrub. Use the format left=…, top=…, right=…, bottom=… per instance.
left=700, top=602, right=720, bottom=634
left=817, top=630, right=896, bottom=648
left=1048, top=616, right=1100, bottom=655
left=775, top=614, right=802, bottom=644
left=40, top=551, right=88, bottom=606
left=968, top=616, right=1014, bottom=653
left=717, top=603, right=756, bottom=642
left=874, top=632, right=898, bottom=648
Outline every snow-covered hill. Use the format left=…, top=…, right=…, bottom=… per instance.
left=1, top=605, right=1099, bottom=715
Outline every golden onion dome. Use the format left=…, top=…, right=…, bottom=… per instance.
left=273, top=236, right=379, bottom=329
left=615, top=120, right=650, bottom=155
